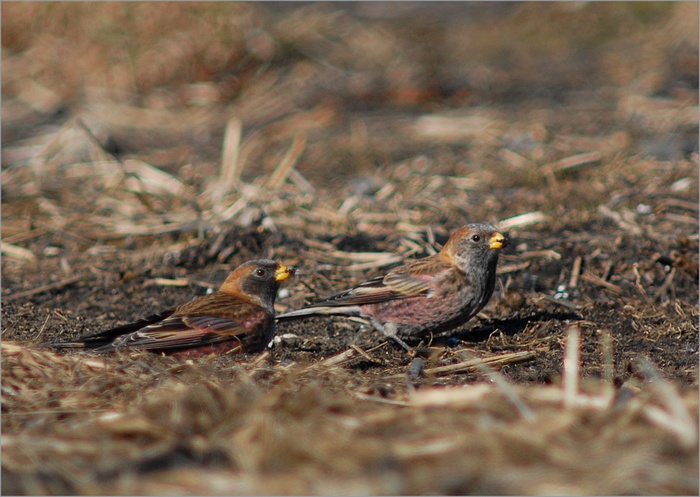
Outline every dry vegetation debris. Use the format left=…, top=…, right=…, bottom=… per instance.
left=2, top=3, right=698, bottom=495
left=2, top=333, right=698, bottom=495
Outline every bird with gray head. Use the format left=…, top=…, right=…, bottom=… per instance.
left=277, top=223, right=507, bottom=350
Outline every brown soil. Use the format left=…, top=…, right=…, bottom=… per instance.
left=2, top=3, right=698, bottom=495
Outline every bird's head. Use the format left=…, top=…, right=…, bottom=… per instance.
left=441, top=223, right=508, bottom=270
left=221, top=259, right=295, bottom=308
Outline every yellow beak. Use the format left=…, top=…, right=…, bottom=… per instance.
left=275, top=265, right=295, bottom=282
left=489, top=232, right=507, bottom=250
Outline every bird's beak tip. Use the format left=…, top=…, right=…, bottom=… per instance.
left=276, top=265, right=296, bottom=281
left=489, top=232, right=507, bottom=250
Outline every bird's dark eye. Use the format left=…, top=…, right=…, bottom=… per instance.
left=255, top=268, right=266, bottom=277
left=471, top=234, right=481, bottom=242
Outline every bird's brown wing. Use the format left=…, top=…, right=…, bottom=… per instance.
left=102, top=311, right=270, bottom=352
left=308, top=271, right=433, bottom=308
left=67, top=292, right=273, bottom=352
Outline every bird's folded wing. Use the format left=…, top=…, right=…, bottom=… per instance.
left=310, top=273, right=431, bottom=307
left=108, top=313, right=265, bottom=351
left=383, top=272, right=433, bottom=296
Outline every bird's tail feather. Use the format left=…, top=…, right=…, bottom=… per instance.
left=51, top=339, right=113, bottom=350
left=51, top=341, right=89, bottom=349
left=276, top=306, right=360, bottom=321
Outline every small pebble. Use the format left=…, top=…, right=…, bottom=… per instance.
left=407, top=357, right=425, bottom=382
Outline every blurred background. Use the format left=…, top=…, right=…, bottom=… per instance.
left=3, top=1, right=697, bottom=312
left=3, top=2, right=697, bottom=188
left=2, top=5, right=698, bottom=495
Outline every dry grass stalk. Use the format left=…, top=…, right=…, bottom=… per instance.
left=541, top=151, right=602, bottom=177
left=447, top=176, right=484, bottom=191
left=563, top=324, right=581, bottom=409
left=408, top=383, right=493, bottom=407
left=412, top=112, right=505, bottom=145
left=601, top=329, right=614, bottom=387
left=656, top=266, right=677, bottom=297
left=580, top=271, right=624, bottom=295
left=265, top=134, right=307, bottom=190
left=569, top=255, right=583, bottom=288
left=499, top=211, right=548, bottom=230
left=1, top=241, right=37, bottom=262
left=326, top=251, right=401, bottom=263
left=307, top=347, right=359, bottom=369
left=550, top=132, right=630, bottom=156
left=287, top=168, right=316, bottom=194
left=144, top=278, right=190, bottom=287
left=598, top=204, right=644, bottom=236
left=522, top=249, right=562, bottom=260
left=560, top=325, right=616, bottom=411
left=664, top=212, right=699, bottom=225
left=351, top=391, right=410, bottom=406
left=660, top=197, right=699, bottom=212
left=390, top=350, right=536, bottom=378
left=121, top=159, right=186, bottom=196
left=634, top=357, right=698, bottom=450
left=217, top=195, right=250, bottom=222
left=219, top=117, right=243, bottom=193
left=498, top=148, right=535, bottom=169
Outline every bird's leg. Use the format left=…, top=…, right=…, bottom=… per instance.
left=390, top=335, right=413, bottom=352
left=382, top=322, right=412, bottom=352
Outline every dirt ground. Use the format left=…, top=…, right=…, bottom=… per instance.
left=2, top=3, right=699, bottom=495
